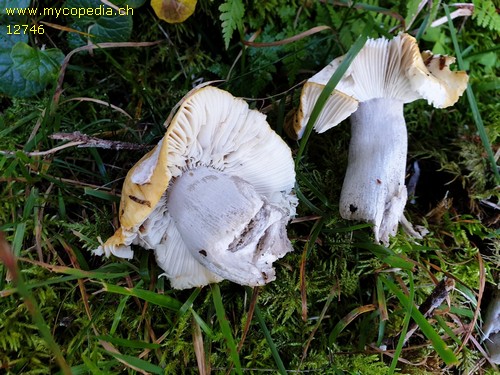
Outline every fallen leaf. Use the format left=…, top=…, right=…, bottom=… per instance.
left=151, top=0, right=197, bottom=23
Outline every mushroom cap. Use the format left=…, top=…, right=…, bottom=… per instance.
left=409, top=51, right=468, bottom=108
left=286, top=82, right=358, bottom=139
left=291, top=33, right=468, bottom=137
left=95, top=86, right=296, bottom=289
left=151, top=0, right=197, bottom=24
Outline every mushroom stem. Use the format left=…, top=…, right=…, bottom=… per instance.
left=339, top=98, right=408, bottom=244
left=167, top=166, right=293, bottom=285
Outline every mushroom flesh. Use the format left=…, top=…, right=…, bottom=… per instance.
left=95, top=86, right=297, bottom=289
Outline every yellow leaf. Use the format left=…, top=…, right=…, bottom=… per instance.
left=151, top=0, right=197, bottom=23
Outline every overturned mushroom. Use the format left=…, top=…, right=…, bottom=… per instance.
left=95, top=86, right=297, bottom=289
left=290, top=33, right=468, bottom=244
left=483, top=287, right=500, bottom=364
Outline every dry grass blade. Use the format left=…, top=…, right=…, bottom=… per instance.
left=39, top=21, right=93, bottom=37
left=237, top=287, right=259, bottom=352
left=368, top=344, right=428, bottom=366
left=468, top=334, right=499, bottom=370
left=329, top=304, right=377, bottom=344
left=243, top=26, right=331, bottom=47
left=62, top=97, right=133, bottom=119
left=300, top=284, right=339, bottom=367
left=328, top=0, right=405, bottom=26
left=0, top=141, right=84, bottom=157
left=193, top=316, right=208, bottom=375
left=422, top=259, right=476, bottom=297
left=0, top=232, right=17, bottom=282
left=0, top=233, right=72, bottom=374
left=226, top=287, right=259, bottom=375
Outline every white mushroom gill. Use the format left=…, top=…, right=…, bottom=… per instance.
left=294, top=33, right=468, bottom=244
left=94, top=86, right=297, bottom=289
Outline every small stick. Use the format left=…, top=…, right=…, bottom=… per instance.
left=50, top=132, right=149, bottom=150
left=403, top=277, right=455, bottom=345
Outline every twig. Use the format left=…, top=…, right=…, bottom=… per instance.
left=0, top=132, right=148, bottom=158
left=402, top=277, right=455, bottom=346
left=50, top=132, right=148, bottom=150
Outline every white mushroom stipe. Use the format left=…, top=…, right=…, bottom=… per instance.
left=339, top=98, right=407, bottom=243
left=291, top=33, right=468, bottom=244
left=167, top=166, right=292, bottom=285
left=94, top=86, right=296, bottom=289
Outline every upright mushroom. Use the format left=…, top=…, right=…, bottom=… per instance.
left=290, top=33, right=468, bottom=244
left=95, top=86, right=297, bottom=289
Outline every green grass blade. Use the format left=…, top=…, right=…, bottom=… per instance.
left=2, top=275, right=87, bottom=296
left=354, top=242, right=414, bottom=270
left=254, top=304, right=287, bottom=375
left=84, top=187, right=120, bottom=202
left=80, top=355, right=108, bottom=374
left=381, top=276, right=458, bottom=365
left=388, top=272, right=414, bottom=374
left=0, top=236, right=72, bottom=374
left=110, top=295, right=132, bottom=335
left=102, top=283, right=182, bottom=311
left=306, top=217, right=326, bottom=257
left=12, top=222, right=27, bottom=256
left=294, top=185, right=324, bottom=215
left=435, top=315, right=462, bottom=345
left=444, top=4, right=500, bottom=184
left=297, top=172, right=332, bottom=209
left=211, top=284, right=242, bottom=374
left=376, top=276, right=389, bottom=322
left=295, top=20, right=371, bottom=166
left=106, top=352, right=164, bottom=374
left=329, top=304, right=376, bottom=344
left=191, top=308, right=214, bottom=338
left=16, top=263, right=132, bottom=281
left=178, top=287, right=201, bottom=317
left=22, top=187, right=38, bottom=220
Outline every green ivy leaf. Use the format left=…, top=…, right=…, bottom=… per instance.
left=10, top=42, right=64, bottom=84
left=88, top=13, right=133, bottom=42
left=0, top=0, right=30, bottom=15
left=64, top=0, right=133, bottom=47
left=0, top=48, right=44, bottom=97
left=0, top=28, right=28, bottom=49
left=0, top=0, right=30, bottom=43
left=0, top=41, right=64, bottom=98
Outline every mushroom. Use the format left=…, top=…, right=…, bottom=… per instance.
left=94, top=86, right=297, bottom=289
left=290, top=33, right=468, bottom=244
left=482, top=287, right=500, bottom=364
left=285, top=81, right=358, bottom=140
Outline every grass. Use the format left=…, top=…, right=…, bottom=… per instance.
left=1, top=0, right=499, bottom=374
